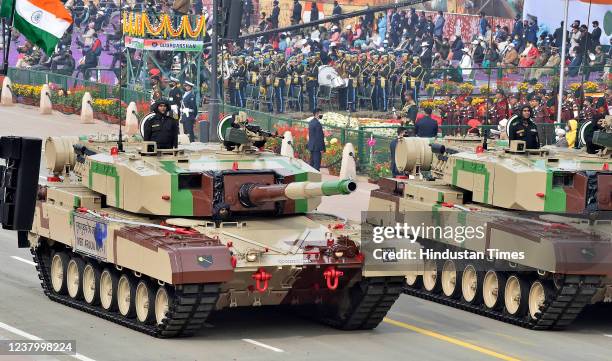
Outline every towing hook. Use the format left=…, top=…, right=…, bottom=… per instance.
left=323, top=266, right=343, bottom=290
left=251, top=267, right=272, bottom=293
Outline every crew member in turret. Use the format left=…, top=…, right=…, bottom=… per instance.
left=508, top=105, right=540, bottom=149
left=144, top=99, right=179, bottom=149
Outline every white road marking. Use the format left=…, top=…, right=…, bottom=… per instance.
left=10, top=256, right=36, bottom=266
left=604, top=334, right=612, bottom=338
left=0, top=320, right=97, bottom=361
left=241, top=338, right=284, bottom=352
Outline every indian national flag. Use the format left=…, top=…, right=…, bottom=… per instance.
left=1, top=0, right=72, bottom=55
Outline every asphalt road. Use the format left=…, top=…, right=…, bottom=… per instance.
left=1, top=228, right=612, bottom=361
left=1, top=105, right=612, bottom=361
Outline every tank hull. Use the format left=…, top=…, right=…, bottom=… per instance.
left=368, top=176, right=612, bottom=329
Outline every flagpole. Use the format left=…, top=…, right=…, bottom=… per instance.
left=2, top=0, right=17, bottom=75
left=556, top=0, right=570, bottom=123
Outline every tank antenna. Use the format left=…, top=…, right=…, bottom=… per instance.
left=482, top=128, right=489, bottom=150
left=117, top=60, right=124, bottom=152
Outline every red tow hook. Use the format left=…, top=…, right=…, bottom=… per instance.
left=251, top=268, right=272, bottom=293
left=323, top=266, right=344, bottom=291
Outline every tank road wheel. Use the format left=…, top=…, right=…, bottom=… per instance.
left=82, top=263, right=101, bottom=305
left=135, top=280, right=156, bottom=324
left=66, top=257, right=86, bottom=299
left=100, top=268, right=119, bottom=311
left=504, top=274, right=529, bottom=316
left=441, top=260, right=461, bottom=298
left=528, top=280, right=554, bottom=320
left=117, top=274, right=137, bottom=318
left=422, top=260, right=440, bottom=293
left=461, top=263, right=482, bottom=305
left=50, top=252, right=69, bottom=294
left=155, top=286, right=171, bottom=325
left=483, top=270, right=506, bottom=310
left=405, top=271, right=422, bottom=289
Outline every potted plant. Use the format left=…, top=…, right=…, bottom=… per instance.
left=458, top=83, right=474, bottom=95
left=517, top=82, right=530, bottom=94
left=368, top=162, right=391, bottom=183
left=479, top=85, right=491, bottom=96
left=322, top=138, right=343, bottom=176
left=425, top=82, right=441, bottom=97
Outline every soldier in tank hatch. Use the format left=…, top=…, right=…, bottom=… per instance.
left=144, top=99, right=179, bottom=149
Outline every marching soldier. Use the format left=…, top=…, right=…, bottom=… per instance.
left=580, top=97, right=595, bottom=124
left=457, top=97, right=476, bottom=133
left=378, top=54, right=392, bottom=112
left=259, top=54, right=274, bottom=112
left=439, top=96, right=457, bottom=125
left=561, top=92, right=576, bottom=122
left=346, top=53, right=360, bottom=112
left=167, top=77, right=183, bottom=119
left=529, top=96, right=551, bottom=123
left=489, top=89, right=509, bottom=125
left=409, top=57, right=425, bottom=105
left=288, top=55, right=305, bottom=111
left=273, top=53, right=288, bottom=113
left=180, top=81, right=198, bottom=142
left=306, top=55, right=319, bottom=112
left=232, top=55, right=247, bottom=108
left=368, top=53, right=380, bottom=110
left=508, top=94, right=522, bottom=116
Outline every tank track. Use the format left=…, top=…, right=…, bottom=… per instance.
left=320, top=276, right=405, bottom=330
left=404, top=274, right=601, bottom=330
left=32, top=246, right=220, bottom=338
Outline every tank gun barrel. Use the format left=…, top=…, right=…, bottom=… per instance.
left=239, top=179, right=357, bottom=207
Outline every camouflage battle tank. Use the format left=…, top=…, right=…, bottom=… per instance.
left=367, top=116, right=612, bottom=330
left=0, top=114, right=405, bottom=338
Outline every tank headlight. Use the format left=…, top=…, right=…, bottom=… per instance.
left=246, top=252, right=259, bottom=262
left=334, top=251, right=344, bottom=258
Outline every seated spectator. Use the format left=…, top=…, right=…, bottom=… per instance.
left=51, top=49, right=76, bottom=76
left=75, top=46, right=100, bottom=80
left=585, top=45, right=605, bottom=80
left=518, top=40, right=539, bottom=68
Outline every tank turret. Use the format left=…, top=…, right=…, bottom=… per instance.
left=392, top=135, right=612, bottom=214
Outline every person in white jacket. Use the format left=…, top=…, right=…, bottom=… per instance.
left=459, top=48, right=473, bottom=78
